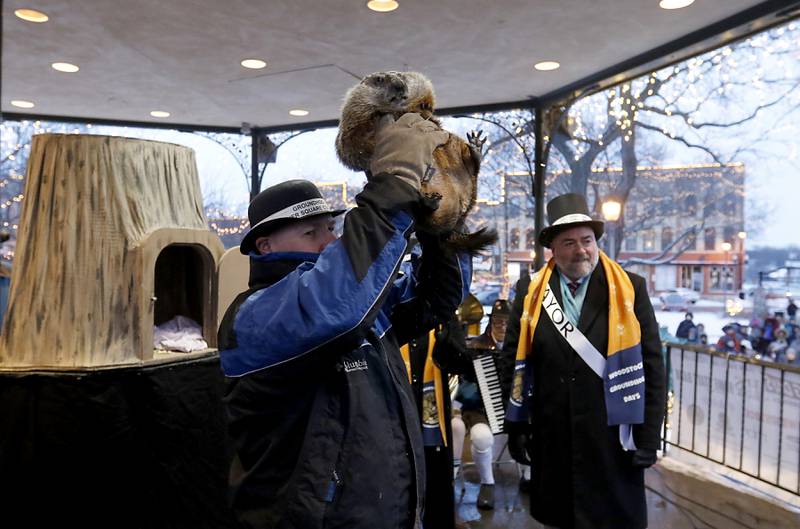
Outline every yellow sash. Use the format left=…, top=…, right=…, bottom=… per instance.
left=507, top=251, right=643, bottom=431
left=400, top=329, right=448, bottom=446
left=514, top=251, right=640, bottom=362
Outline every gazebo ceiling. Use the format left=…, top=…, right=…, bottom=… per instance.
left=2, top=0, right=797, bottom=132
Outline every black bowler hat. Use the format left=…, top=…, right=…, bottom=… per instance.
left=239, top=179, right=346, bottom=255
left=538, top=193, right=604, bottom=248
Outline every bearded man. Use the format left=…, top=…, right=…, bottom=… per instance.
left=503, top=193, right=665, bottom=529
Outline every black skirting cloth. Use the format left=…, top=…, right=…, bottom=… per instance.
left=0, top=355, right=239, bottom=528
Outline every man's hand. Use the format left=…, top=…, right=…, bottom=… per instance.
left=369, top=113, right=450, bottom=190
left=505, top=421, right=532, bottom=466
left=631, top=448, right=657, bottom=468
left=507, top=432, right=532, bottom=466
left=432, top=319, right=472, bottom=375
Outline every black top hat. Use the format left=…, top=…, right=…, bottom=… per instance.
left=239, top=180, right=346, bottom=255
left=538, top=193, right=604, bottom=248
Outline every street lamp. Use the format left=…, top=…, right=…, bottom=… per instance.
left=737, top=231, right=746, bottom=292
left=602, top=199, right=622, bottom=261
left=527, top=250, right=537, bottom=276
left=721, top=241, right=732, bottom=316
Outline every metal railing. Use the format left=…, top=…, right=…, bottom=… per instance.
left=662, top=342, right=800, bottom=496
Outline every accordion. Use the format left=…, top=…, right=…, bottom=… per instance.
left=471, top=350, right=506, bottom=434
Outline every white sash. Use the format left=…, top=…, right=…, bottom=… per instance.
left=541, top=286, right=605, bottom=377
left=542, top=285, right=637, bottom=451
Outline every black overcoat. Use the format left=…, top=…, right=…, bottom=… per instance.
left=407, top=332, right=457, bottom=529
left=504, top=264, right=665, bottom=529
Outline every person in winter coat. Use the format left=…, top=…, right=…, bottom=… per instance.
left=690, top=323, right=705, bottom=344
left=716, top=325, right=742, bottom=354
left=502, top=193, right=666, bottom=529
left=767, top=329, right=790, bottom=362
left=675, top=312, right=696, bottom=342
left=218, top=113, right=472, bottom=529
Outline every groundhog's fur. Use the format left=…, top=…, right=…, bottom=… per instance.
left=336, top=71, right=497, bottom=255
left=337, top=72, right=436, bottom=172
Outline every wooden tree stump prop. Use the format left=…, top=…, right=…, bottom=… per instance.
left=216, top=247, right=249, bottom=330
left=0, top=134, right=224, bottom=369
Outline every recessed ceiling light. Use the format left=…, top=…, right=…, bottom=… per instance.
left=367, top=1, right=399, bottom=13
left=51, top=62, right=80, bottom=73
left=241, top=58, right=267, bottom=69
left=11, top=100, right=35, bottom=109
left=150, top=110, right=171, bottom=118
left=14, top=9, right=49, bottom=23
left=289, top=109, right=309, bottom=117
left=659, top=0, right=695, bottom=9
left=534, top=61, right=560, bottom=71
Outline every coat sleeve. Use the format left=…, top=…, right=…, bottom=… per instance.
left=221, top=174, right=426, bottom=377
left=630, top=273, right=666, bottom=450
left=386, top=232, right=472, bottom=347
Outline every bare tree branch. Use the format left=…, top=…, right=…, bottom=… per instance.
left=635, top=122, right=725, bottom=163
left=640, top=80, right=800, bottom=129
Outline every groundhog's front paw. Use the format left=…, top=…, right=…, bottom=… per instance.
left=421, top=192, right=442, bottom=213
left=466, top=130, right=487, bottom=161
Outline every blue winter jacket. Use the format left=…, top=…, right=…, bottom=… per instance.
left=218, top=174, right=471, bottom=529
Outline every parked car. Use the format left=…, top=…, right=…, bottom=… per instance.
left=660, top=291, right=691, bottom=312
left=475, top=286, right=503, bottom=306
left=659, top=288, right=700, bottom=306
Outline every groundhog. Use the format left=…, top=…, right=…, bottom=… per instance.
left=336, top=71, right=497, bottom=255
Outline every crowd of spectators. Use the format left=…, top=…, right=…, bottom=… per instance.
left=725, top=309, right=799, bottom=365
left=671, top=300, right=799, bottom=366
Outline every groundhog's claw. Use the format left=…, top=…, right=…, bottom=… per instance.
left=466, top=130, right=487, bottom=161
